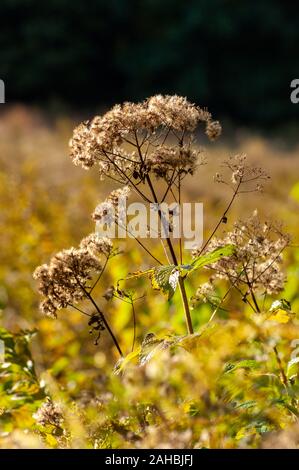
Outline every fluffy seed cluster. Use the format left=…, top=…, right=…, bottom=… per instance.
left=69, top=121, right=99, bottom=170
left=69, top=95, right=221, bottom=182
left=33, top=247, right=102, bottom=318
left=147, top=95, right=210, bottom=131
left=92, top=186, right=130, bottom=226
left=33, top=399, right=63, bottom=427
left=192, top=282, right=221, bottom=308
left=80, top=234, right=113, bottom=258
left=193, top=212, right=290, bottom=296
left=205, top=120, right=222, bottom=141
left=146, top=145, right=199, bottom=178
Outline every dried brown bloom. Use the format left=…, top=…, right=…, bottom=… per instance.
left=107, top=186, right=131, bottom=206
left=146, top=145, right=199, bottom=179
left=69, top=121, right=99, bottom=169
left=69, top=95, right=220, bottom=185
left=206, top=120, right=222, bottom=141
left=192, top=282, right=221, bottom=307
left=193, top=212, right=290, bottom=296
left=146, top=94, right=207, bottom=131
left=33, top=399, right=63, bottom=427
left=80, top=234, right=113, bottom=258
left=33, top=247, right=102, bottom=317
left=92, top=186, right=130, bottom=225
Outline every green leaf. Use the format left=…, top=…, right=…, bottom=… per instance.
left=189, top=244, right=236, bottom=275
left=150, top=265, right=179, bottom=300
left=268, top=299, right=295, bottom=323
left=113, top=348, right=141, bottom=375
left=117, top=266, right=180, bottom=300
left=117, top=245, right=235, bottom=301
left=287, top=357, right=299, bottom=380
left=224, top=359, right=260, bottom=374
left=177, top=324, right=217, bottom=354
left=139, top=333, right=174, bottom=365
left=113, top=333, right=177, bottom=374
left=270, top=299, right=292, bottom=312
left=234, top=400, right=257, bottom=410
left=0, top=327, right=45, bottom=413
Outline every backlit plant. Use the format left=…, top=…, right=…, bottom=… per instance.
left=33, top=95, right=289, bottom=362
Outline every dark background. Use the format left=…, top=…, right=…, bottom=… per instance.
left=1, top=0, right=299, bottom=130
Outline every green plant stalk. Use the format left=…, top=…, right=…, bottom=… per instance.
left=145, top=174, right=194, bottom=335
left=75, top=276, right=123, bottom=357
left=178, top=276, right=194, bottom=334
left=133, top=133, right=194, bottom=335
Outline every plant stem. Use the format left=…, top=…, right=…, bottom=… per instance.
left=197, top=180, right=242, bottom=257
left=273, top=345, right=288, bottom=389
left=243, top=264, right=261, bottom=313
left=178, top=277, right=193, bottom=334
left=116, top=220, right=163, bottom=265
left=131, top=300, right=136, bottom=352
left=145, top=173, right=194, bottom=334
left=76, top=276, right=123, bottom=357
left=87, top=292, right=123, bottom=357
left=133, top=132, right=194, bottom=335
left=90, top=257, right=109, bottom=293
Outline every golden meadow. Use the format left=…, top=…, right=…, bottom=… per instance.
left=1, top=103, right=299, bottom=448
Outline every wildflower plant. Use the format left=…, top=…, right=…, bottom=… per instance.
left=33, top=95, right=290, bottom=361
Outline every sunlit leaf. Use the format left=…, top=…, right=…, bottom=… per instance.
left=287, top=357, right=299, bottom=380
left=189, top=244, right=236, bottom=275
left=268, top=299, right=295, bottom=323
left=139, top=333, right=174, bottom=365
left=224, top=360, right=260, bottom=374
left=150, top=265, right=179, bottom=300
left=177, top=324, right=217, bottom=354
left=114, top=348, right=141, bottom=375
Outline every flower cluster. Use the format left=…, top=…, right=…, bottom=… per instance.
left=193, top=212, right=290, bottom=297
left=92, top=186, right=130, bottom=226
left=33, top=399, right=63, bottom=427
left=192, top=282, right=221, bottom=308
left=80, top=233, right=113, bottom=258
left=146, top=94, right=210, bottom=131
left=146, top=145, right=200, bottom=179
left=69, top=121, right=97, bottom=170
left=33, top=246, right=102, bottom=318
left=69, top=95, right=221, bottom=184
left=205, top=120, right=222, bottom=141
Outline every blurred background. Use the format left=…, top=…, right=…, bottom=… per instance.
left=1, top=0, right=299, bottom=448
left=1, top=0, right=299, bottom=132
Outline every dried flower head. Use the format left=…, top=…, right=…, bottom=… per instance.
left=69, top=95, right=220, bottom=185
left=146, top=145, right=199, bottom=179
left=33, top=399, right=63, bottom=427
left=80, top=234, right=113, bottom=258
left=206, top=120, right=222, bottom=141
left=147, top=94, right=208, bottom=131
left=92, top=186, right=130, bottom=225
left=192, top=282, right=218, bottom=305
left=33, top=247, right=102, bottom=317
left=193, top=212, right=290, bottom=296
left=69, top=121, right=99, bottom=169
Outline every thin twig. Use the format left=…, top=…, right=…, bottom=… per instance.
left=197, top=179, right=242, bottom=257
left=273, top=345, right=288, bottom=389
left=90, top=257, right=109, bottom=294
left=131, top=301, right=136, bottom=352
